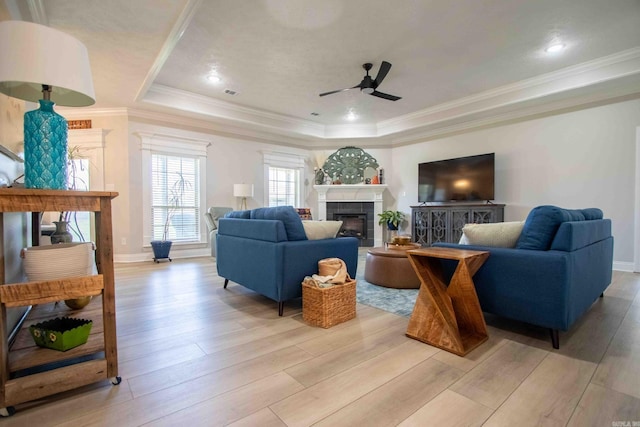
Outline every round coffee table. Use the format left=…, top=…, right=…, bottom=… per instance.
left=364, top=243, right=422, bottom=289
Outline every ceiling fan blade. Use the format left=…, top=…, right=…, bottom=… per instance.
left=319, top=85, right=360, bottom=97
left=371, top=90, right=401, bottom=101
left=373, top=61, right=392, bottom=87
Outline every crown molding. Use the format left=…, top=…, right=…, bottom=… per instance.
left=58, top=107, right=129, bottom=119
left=55, top=47, right=640, bottom=150
left=378, top=47, right=640, bottom=136
left=136, top=48, right=640, bottom=145
left=143, top=84, right=326, bottom=138
left=134, top=0, right=203, bottom=102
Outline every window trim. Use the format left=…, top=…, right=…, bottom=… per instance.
left=137, top=132, right=209, bottom=247
left=263, top=151, right=305, bottom=208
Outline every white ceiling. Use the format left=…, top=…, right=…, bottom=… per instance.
left=3, top=0, right=640, bottom=147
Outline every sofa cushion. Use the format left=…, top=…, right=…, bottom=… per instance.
left=516, top=205, right=573, bottom=250
left=224, top=209, right=251, bottom=219
left=581, top=208, right=603, bottom=220
left=459, top=221, right=524, bottom=248
left=302, top=220, right=343, bottom=240
left=250, top=206, right=308, bottom=241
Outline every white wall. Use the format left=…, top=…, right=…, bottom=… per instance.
left=391, top=99, right=640, bottom=266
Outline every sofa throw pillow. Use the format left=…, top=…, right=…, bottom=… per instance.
left=302, top=220, right=343, bottom=240
left=224, top=209, right=251, bottom=219
left=250, top=206, right=308, bottom=241
left=516, top=205, right=572, bottom=250
left=459, top=221, right=525, bottom=248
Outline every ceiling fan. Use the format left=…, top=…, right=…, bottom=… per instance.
left=319, top=61, right=402, bottom=101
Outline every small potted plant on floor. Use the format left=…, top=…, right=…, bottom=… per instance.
left=378, top=210, right=405, bottom=230
left=151, top=172, right=191, bottom=263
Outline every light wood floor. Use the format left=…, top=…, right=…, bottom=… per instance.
left=3, top=252, right=640, bottom=426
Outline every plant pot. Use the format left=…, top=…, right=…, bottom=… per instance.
left=51, top=221, right=73, bottom=244
left=387, top=222, right=399, bottom=231
left=150, top=240, right=172, bottom=263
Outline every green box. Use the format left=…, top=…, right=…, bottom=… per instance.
left=29, top=317, right=92, bottom=352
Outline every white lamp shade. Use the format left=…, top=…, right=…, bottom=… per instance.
left=233, top=184, right=254, bottom=198
left=0, top=20, right=95, bottom=106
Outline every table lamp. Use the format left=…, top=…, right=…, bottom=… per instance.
left=233, top=184, right=254, bottom=210
left=0, top=20, right=95, bottom=189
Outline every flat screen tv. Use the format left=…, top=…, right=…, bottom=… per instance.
left=418, top=153, right=495, bottom=202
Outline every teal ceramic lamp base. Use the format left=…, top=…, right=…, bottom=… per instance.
left=24, top=99, right=68, bottom=190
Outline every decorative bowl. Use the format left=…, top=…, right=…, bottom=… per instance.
left=29, top=317, right=92, bottom=352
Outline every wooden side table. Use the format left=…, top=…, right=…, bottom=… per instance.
left=405, top=247, right=489, bottom=356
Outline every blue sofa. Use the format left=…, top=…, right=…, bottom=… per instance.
left=435, top=205, right=614, bottom=348
left=216, top=206, right=359, bottom=315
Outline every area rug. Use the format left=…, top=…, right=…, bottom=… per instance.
left=354, top=250, right=418, bottom=317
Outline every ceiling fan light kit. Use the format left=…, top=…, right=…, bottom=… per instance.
left=320, top=61, right=402, bottom=101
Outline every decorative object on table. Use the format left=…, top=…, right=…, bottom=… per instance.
left=378, top=210, right=405, bottom=230
left=21, top=242, right=97, bottom=309
left=29, top=317, right=92, bottom=351
left=371, top=174, right=379, bottom=184
left=151, top=172, right=192, bottom=263
left=0, top=21, right=95, bottom=190
left=233, top=183, right=254, bottom=210
left=302, top=258, right=356, bottom=328
left=313, top=167, right=325, bottom=185
left=322, top=146, right=379, bottom=184
left=390, top=235, right=412, bottom=245
left=50, top=220, right=73, bottom=244
left=378, top=168, right=385, bottom=184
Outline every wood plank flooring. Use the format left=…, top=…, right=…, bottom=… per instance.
left=2, top=254, right=640, bottom=426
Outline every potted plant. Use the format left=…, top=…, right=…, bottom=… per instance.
left=378, top=210, right=405, bottom=230
left=151, top=172, right=191, bottom=263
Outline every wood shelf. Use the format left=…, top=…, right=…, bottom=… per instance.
left=0, top=189, right=119, bottom=412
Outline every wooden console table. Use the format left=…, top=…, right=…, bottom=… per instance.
left=0, top=189, right=120, bottom=415
left=406, top=247, right=489, bottom=356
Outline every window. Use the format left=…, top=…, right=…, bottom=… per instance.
left=66, top=157, right=91, bottom=241
left=138, top=132, right=209, bottom=247
left=268, top=167, right=298, bottom=207
left=263, top=151, right=305, bottom=208
left=151, top=154, right=199, bottom=242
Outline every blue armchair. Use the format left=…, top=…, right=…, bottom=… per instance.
left=435, top=206, right=613, bottom=348
left=216, top=206, right=359, bottom=315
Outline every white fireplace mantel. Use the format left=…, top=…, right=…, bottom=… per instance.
left=314, top=184, right=387, bottom=246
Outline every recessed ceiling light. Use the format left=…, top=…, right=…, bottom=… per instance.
left=345, top=110, right=357, bottom=121
left=545, top=43, right=566, bottom=53
left=207, top=74, right=222, bottom=83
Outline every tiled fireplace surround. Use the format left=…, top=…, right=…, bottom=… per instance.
left=314, top=184, right=387, bottom=247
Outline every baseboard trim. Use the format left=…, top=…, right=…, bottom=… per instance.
left=114, top=247, right=211, bottom=263
left=613, top=261, right=635, bottom=272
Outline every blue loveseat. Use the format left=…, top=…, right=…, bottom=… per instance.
left=435, top=205, right=614, bottom=348
left=216, top=206, right=359, bottom=315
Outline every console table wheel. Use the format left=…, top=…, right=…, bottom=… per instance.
left=111, top=376, right=122, bottom=385
left=0, top=406, right=15, bottom=417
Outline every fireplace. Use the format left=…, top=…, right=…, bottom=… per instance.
left=314, top=184, right=387, bottom=247
left=328, top=202, right=374, bottom=247
left=334, top=213, right=367, bottom=240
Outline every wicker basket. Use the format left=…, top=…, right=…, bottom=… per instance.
left=302, top=279, right=357, bottom=328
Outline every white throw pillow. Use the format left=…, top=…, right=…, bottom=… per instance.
left=302, top=220, right=343, bottom=240
left=459, top=221, right=525, bottom=248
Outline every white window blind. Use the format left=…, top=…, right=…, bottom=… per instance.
left=151, top=154, right=200, bottom=242
left=268, top=166, right=298, bottom=207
